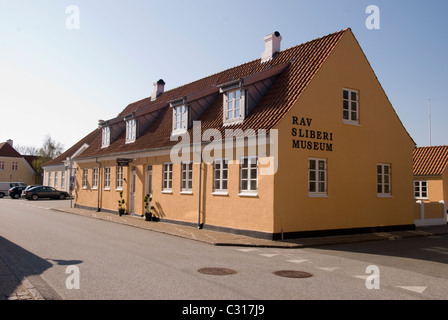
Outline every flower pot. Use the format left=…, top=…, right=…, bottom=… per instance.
left=119, top=208, right=125, bottom=216
left=145, top=212, right=152, bottom=221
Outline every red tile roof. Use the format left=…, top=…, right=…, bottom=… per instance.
left=74, top=29, right=349, bottom=160
left=0, top=142, right=22, bottom=158
left=413, top=146, right=448, bottom=176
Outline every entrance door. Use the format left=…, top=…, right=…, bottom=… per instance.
left=129, top=166, right=136, bottom=215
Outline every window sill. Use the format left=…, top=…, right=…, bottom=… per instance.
left=92, top=187, right=98, bottom=190
left=212, top=191, right=229, bottom=196
left=308, top=193, right=328, bottom=198
left=377, top=194, right=392, bottom=198
left=115, top=187, right=123, bottom=191
left=223, top=119, right=244, bottom=126
left=180, top=191, right=193, bottom=195
left=343, top=120, right=361, bottom=126
left=238, top=192, right=258, bottom=197
left=104, top=188, right=110, bottom=191
left=161, top=190, right=173, bottom=194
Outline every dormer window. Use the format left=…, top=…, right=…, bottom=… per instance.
left=102, top=126, right=110, bottom=148
left=219, top=80, right=246, bottom=125
left=173, top=105, right=188, bottom=133
left=126, top=118, right=137, bottom=143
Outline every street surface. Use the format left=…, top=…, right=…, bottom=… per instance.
left=0, top=198, right=447, bottom=300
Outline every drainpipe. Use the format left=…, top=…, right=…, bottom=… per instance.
left=96, top=158, right=101, bottom=212
left=197, top=147, right=203, bottom=229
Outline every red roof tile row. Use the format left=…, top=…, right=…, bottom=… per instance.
left=413, top=145, right=448, bottom=176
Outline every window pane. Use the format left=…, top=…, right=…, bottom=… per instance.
left=235, top=90, right=241, bottom=99
left=309, top=160, right=316, bottom=170
left=377, top=165, right=382, bottom=174
left=309, top=182, right=316, bottom=192
left=242, top=169, right=248, bottom=179
left=309, top=171, right=316, bottom=181
left=228, top=91, right=234, bottom=100
left=214, top=181, right=220, bottom=190
left=318, top=161, right=325, bottom=170
left=343, top=110, right=349, bottom=120
left=250, top=180, right=257, bottom=191
left=343, top=100, right=349, bottom=110
left=384, top=165, right=389, bottom=174
left=319, top=182, right=325, bottom=193
left=343, top=90, right=348, bottom=100
left=222, top=180, right=228, bottom=190
left=351, top=91, right=357, bottom=101
left=351, top=101, right=357, bottom=111
left=377, top=184, right=382, bottom=193
left=319, top=171, right=325, bottom=182
left=242, top=180, right=248, bottom=190
left=250, top=168, right=257, bottom=179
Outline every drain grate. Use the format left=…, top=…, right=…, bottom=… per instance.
left=197, top=267, right=237, bottom=276
left=273, top=270, right=313, bottom=278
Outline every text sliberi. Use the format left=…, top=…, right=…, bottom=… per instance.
left=291, top=116, right=333, bottom=152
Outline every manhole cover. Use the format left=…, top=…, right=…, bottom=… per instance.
left=197, top=267, right=237, bottom=275
left=273, top=270, right=313, bottom=278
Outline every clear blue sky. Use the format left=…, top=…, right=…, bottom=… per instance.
left=1, top=0, right=447, bottom=151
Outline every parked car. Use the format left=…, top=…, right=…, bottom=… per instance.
left=8, top=186, right=27, bottom=199
left=24, top=186, right=70, bottom=200
left=21, top=185, right=42, bottom=197
left=0, top=182, right=27, bottom=198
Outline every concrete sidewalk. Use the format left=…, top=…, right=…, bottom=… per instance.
left=52, top=206, right=448, bottom=248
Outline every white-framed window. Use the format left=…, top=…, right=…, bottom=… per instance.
left=377, top=163, right=391, bottom=196
left=224, top=89, right=245, bottom=124
left=61, top=171, right=65, bottom=189
left=126, top=119, right=137, bottom=143
left=414, top=180, right=428, bottom=199
left=48, top=172, right=52, bottom=187
left=54, top=172, right=58, bottom=188
left=82, top=169, right=88, bottom=189
left=162, top=163, right=173, bottom=192
left=104, top=167, right=111, bottom=190
left=92, top=167, right=98, bottom=189
left=240, top=156, right=257, bottom=195
left=343, top=88, right=359, bottom=124
left=213, top=159, right=228, bottom=194
left=309, top=158, right=327, bottom=196
left=172, top=105, right=188, bottom=133
left=181, top=161, right=193, bottom=193
left=12, top=161, right=18, bottom=171
left=0, top=161, right=4, bottom=170
left=116, top=166, right=123, bottom=190
left=102, top=126, right=111, bottom=148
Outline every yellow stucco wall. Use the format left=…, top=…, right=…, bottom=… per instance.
left=0, top=157, right=36, bottom=185
left=273, top=30, right=415, bottom=234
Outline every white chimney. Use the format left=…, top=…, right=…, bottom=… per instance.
left=261, top=31, right=282, bottom=63
left=151, top=79, right=165, bottom=101
left=6, top=139, right=13, bottom=147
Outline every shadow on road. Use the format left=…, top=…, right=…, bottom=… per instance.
left=0, top=236, right=82, bottom=299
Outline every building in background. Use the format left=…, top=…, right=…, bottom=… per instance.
left=0, top=139, right=40, bottom=185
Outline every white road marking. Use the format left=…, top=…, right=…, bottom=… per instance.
left=397, top=286, right=427, bottom=294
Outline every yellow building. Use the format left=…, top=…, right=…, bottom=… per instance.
left=0, top=140, right=39, bottom=187
left=412, top=146, right=448, bottom=226
left=70, top=29, right=416, bottom=239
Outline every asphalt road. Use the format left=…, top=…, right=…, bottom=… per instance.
left=1, top=198, right=448, bottom=301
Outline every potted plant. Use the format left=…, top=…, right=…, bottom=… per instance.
left=118, top=191, right=126, bottom=216
left=144, top=193, right=155, bottom=221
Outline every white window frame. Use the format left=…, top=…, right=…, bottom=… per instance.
left=414, top=180, right=428, bottom=199
left=54, top=172, right=58, bottom=188
left=48, top=172, right=52, bottom=187
left=116, top=166, right=123, bottom=190
left=180, top=161, right=193, bottom=193
left=343, top=88, right=359, bottom=125
left=223, top=89, right=245, bottom=125
left=172, top=105, right=188, bottom=134
left=61, top=171, right=65, bottom=189
left=92, top=167, right=98, bottom=189
left=125, top=118, right=137, bottom=143
left=82, top=169, right=88, bottom=189
left=377, top=163, right=391, bottom=197
left=213, top=159, right=229, bottom=195
left=239, top=156, right=257, bottom=196
left=162, top=162, right=173, bottom=193
left=104, top=167, right=111, bottom=190
left=102, top=126, right=111, bottom=148
left=309, top=158, right=327, bottom=197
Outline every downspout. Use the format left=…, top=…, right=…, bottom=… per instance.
left=96, top=158, right=102, bottom=212
left=197, top=149, right=203, bottom=229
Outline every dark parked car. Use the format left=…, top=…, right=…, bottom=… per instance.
left=21, top=185, right=42, bottom=197
left=25, top=186, right=70, bottom=200
left=9, top=186, right=27, bottom=199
